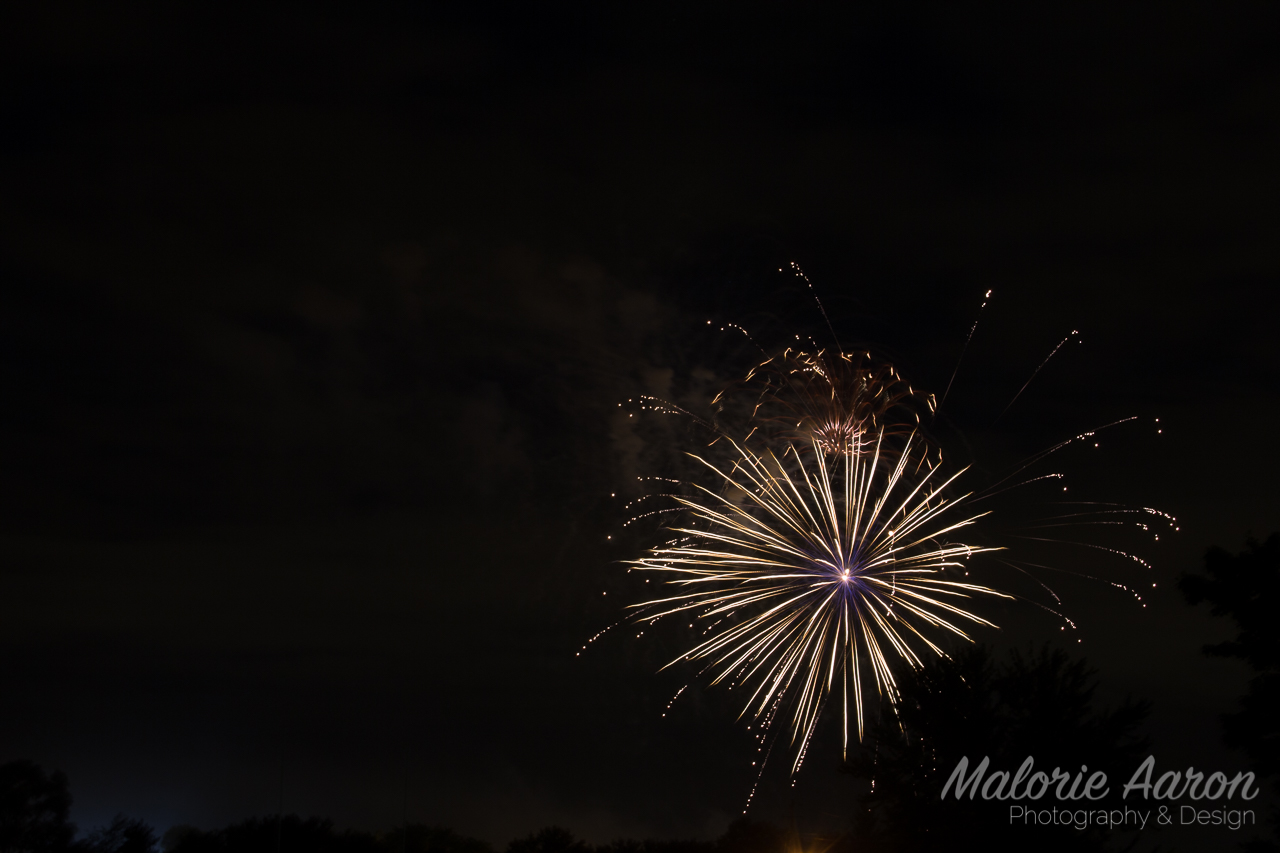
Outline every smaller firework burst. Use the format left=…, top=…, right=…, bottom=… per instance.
left=714, top=349, right=932, bottom=458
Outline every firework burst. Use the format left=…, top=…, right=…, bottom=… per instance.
left=612, top=297, right=1170, bottom=794
left=629, top=428, right=1010, bottom=773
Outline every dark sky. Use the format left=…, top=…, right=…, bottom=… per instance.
left=2, top=3, right=1279, bottom=849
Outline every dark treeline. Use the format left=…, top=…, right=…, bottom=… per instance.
left=0, top=777, right=788, bottom=853
left=164, top=821, right=784, bottom=853
left=0, top=759, right=792, bottom=853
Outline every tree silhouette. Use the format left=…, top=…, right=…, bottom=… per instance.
left=380, top=825, right=492, bottom=853
left=710, top=820, right=786, bottom=853
left=840, top=645, right=1150, bottom=852
left=162, top=816, right=380, bottom=853
left=79, top=816, right=156, bottom=853
left=0, top=760, right=76, bottom=853
left=595, top=837, right=713, bottom=853
left=505, top=823, right=766, bottom=853
left=1181, top=532, right=1280, bottom=849
left=505, top=827, right=587, bottom=853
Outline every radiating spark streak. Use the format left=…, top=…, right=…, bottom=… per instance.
left=976, top=417, right=1138, bottom=498
left=995, top=558, right=1063, bottom=603
left=1001, top=557, right=1110, bottom=584
left=577, top=608, right=658, bottom=656
left=629, top=431, right=1009, bottom=772
left=1002, top=557, right=1148, bottom=605
left=1015, top=522, right=1134, bottom=530
left=1032, top=509, right=1170, bottom=523
left=1054, top=501, right=1179, bottom=525
left=995, top=330, right=1079, bottom=422
left=937, top=289, right=992, bottom=415
left=967, top=472, right=1064, bottom=503
left=1008, top=536, right=1153, bottom=570
left=621, top=507, right=684, bottom=527
left=743, top=697, right=784, bottom=813
left=662, top=685, right=688, bottom=717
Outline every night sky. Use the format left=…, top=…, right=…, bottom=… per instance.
left=2, top=3, right=1279, bottom=849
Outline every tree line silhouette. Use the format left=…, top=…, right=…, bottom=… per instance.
left=4, top=536, right=1276, bottom=853
left=0, top=778, right=784, bottom=853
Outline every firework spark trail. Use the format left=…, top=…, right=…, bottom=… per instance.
left=1018, top=522, right=1136, bottom=530
left=662, top=685, right=688, bottom=717
left=786, top=262, right=842, bottom=351
left=743, top=694, right=785, bottom=812
left=621, top=507, right=684, bottom=528
left=973, top=417, right=1138, bottom=502
left=1002, top=557, right=1152, bottom=606
left=626, top=395, right=719, bottom=431
left=1009, top=536, right=1154, bottom=572
left=1056, top=502, right=1179, bottom=528
left=629, top=430, right=1010, bottom=772
left=995, top=559, right=1064, bottom=605
left=1030, top=509, right=1170, bottom=523
left=576, top=616, right=631, bottom=656
left=995, top=329, right=1080, bottom=422
left=937, top=289, right=993, bottom=415
left=709, top=319, right=770, bottom=358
